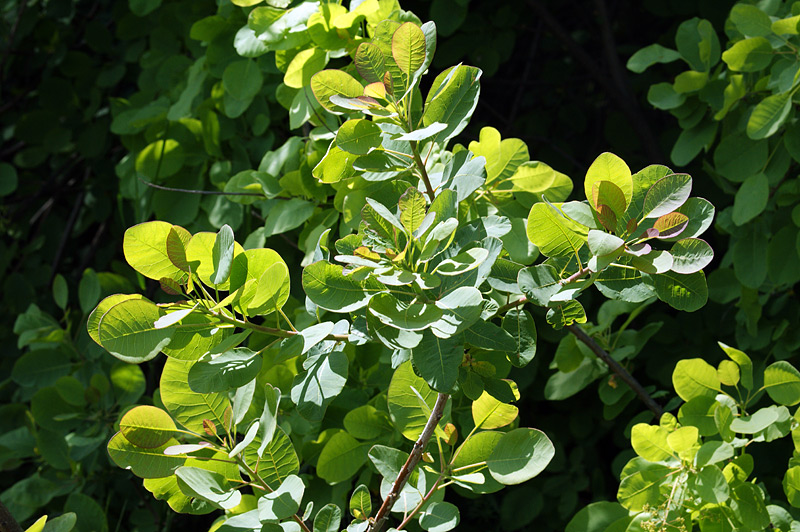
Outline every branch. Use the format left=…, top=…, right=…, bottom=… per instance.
left=368, top=393, right=449, bottom=532
left=410, top=141, right=436, bottom=202
left=136, top=176, right=266, bottom=197
left=493, top=266, right=662, bottom=417
left=0, top=500, right=23, bottom=532
left=566, top=324, right=663, bottom=417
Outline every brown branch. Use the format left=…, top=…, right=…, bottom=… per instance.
left=410, top=141, right=436, bottom=202
left=566, top=324, right=663, bottom=417
left=368, top=393, right=449, bottom=532
left=526, top=0, right=663, bottom=162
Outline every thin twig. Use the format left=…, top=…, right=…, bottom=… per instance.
left=136, top=175, right=266, bottom=197
left=369, top=393, right=449, bottom=532
left=410, top=141, right=436, bottom=202
left=567, top=324, right=663, bottom=417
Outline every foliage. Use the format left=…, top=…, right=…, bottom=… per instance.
left=568, top=343, right=800, bottom=532
left=81, top=3, right=719, bottom=531
left=16, top=0, right=800, bottom=531
left=631, top=0, right=800, bottom=358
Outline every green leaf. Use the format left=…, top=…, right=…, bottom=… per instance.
left=678, top=397, right=718, bottom=437
left=316, top=432, right=368, bottom=484
left=721, top=37, right=773, bottom=72
left=717, top=359, right=740, bottom=386
left=24, top=516, right=47, bottom=532
left=730, top=406, right=780, bottom=434
left=78, top=269, right=101, bottom=314
left=730, top=4, right=772, bottom=37
left=290, top=346, right=348, bottom=422
left=387, top=361, right=450, bottom=441
left=303, top=260, right=386, bottom=312
left=641, top=173, right=692, bottom=219
left=243, top=427, right=299, bottom=490
left=344, top=405, right=388, bottom=440
left=258, top=474, right=304, bottom=520
left=565, top=502, right=628, bottom=532
left=399, top=187, right=427, bottom=233
left=472, top=391, right=518, bottom=430
left=784, top=466, right=800, bottom=507
left=313, top=144, right=358, bottom=183
left=107, top=433, right=184, bottom=479
left=650, top=271, right=708, bottom=312
left=392, top=22, right=426, bottom=76
left=136, top=139, right=185, bottom=180
left=670, top=238, right=713, bottom=274
left=176, top=466, right=241, bottom=510
left=411, top=331, right=463, bottom=392
left=314, top=503, right=342, bottom=532
left=732, top=173, right=769, bottom=225
left=617, top=460, right=672, bottom=511
left=627, top=44, right=681, bottom=73
left=450, top=431, right=504, bottom=494
left=355, top=42, right=386, bottom=83
left=186, top=232, right=245, bottom=290
left=546, top=300, right=587, bottom=329
left=119, top=405, right=176, bottom=449
left=336, top=119, right=382, bottom=156
left=463, top=320, right=516, bottom=352
left=526, top=203, right=587, bottom=258
left=11, top=349, right=70, bottom=388
left=719, top=342, right=753, bottom=390
left=418, top=501, right=459, bottom=532
left=187, top=348, right=262, bottom=393
left=284, top=48, right=327, bottom=89
left=517, top=264, right=561, bottom=306
left=731, top=483, right=770, bottom=530
left=695, top=441, right=734, bottom=467
left=587, top=230, right=624, bottom=257
left=713, top=133, right=768, bottom=182
left=690, top=465, right=729, bottom=504
left=311, top=69, right=364, bottom=114
left=430, top=286, right=483, bottom=338
left=773, top=15, right=800, bottom=35
left=422, top=65, right=482, bottom=146
left=160, top=358, right=230, bottom=434
left=98, top=298, right=173, bottom=364
left=630, top=423, right=673, bottom=462
left=468, top=126, right=529, bottom=185
left=763, top=361, right=800, bottom=406
left=675, top=18, right=720, bottom=72
left=257, top=384, right=281, bottom=456
left=647, top=82, right=685, bottom=110
left=52, top=274, right=67, bottom=310
left=432, top=247, right=489, bottom=276
left=123, top=221, right=188, bottom=283
left=584, top=153, right=633, bottom=208
left=368, top=293, right=442, bottom=331
left=501, top=309, right=537, bottom=367
left=223, top=60, right=263, bottom=102
left=349, top=485, right=371, bottom=520
left=747, top=92, right=792, bottom=140
left=211, top=224, right=235, bottom=285
left=0, top=162, right=18, bottom=197
left=486, top=428, right=555, bottom=485
left=673, top=358, right=720, bottom=401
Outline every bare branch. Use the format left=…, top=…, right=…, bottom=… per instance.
left=368, top=393, right=449, bottom=532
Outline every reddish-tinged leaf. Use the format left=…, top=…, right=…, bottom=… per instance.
left=596, top=204, right=618, bottom=232
left=653, top=212, right=689, bottom=239
left=159, top=278, right=182, bottom=295
left=166, top=226, right=191, bottom=272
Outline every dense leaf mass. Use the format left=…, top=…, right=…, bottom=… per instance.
left=8, top=1, right=800, bottom=532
